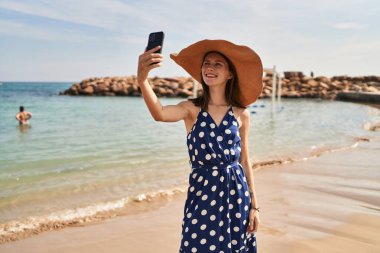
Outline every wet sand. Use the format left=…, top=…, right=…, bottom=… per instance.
left=0, top=139, right=379, bottom=253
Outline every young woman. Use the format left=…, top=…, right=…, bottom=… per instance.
left=137, top=39, right=263, bottom=253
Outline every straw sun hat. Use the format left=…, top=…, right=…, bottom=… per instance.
left=170, top=39, right=263, bottom=106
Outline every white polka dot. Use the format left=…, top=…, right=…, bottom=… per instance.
left=219, top=206, right=224, bottom=212
left=190, top=186, right=195, bottom=192
left=201, top=210, right=207, bottom=215
left=200, top=224, right=207, bottom=230
left=236, top=213, right=241, bottom=218
left=209, top=143, right=213, bottom=148
left=195, top=149, right=198, bottom=155
left=238, top=184, right=242, bottom=189
left=219, top=191, right=224, bottom=197
left=202, top=195, right=208, bottom=201
left=191, top=247, right=197, bottom=253
left=223, top=120, right=228, bottom=125
left=224, top=149, right=230, bottom=155
left=212, top=171, right=218, bottom=176
left=191, top=233, right=197, bottom=239
left=185, top=227, right=189, bottom=232
left=192, top=219, right=198, bottom=224
left=233, top=121, right=237, bottom=126
left=200, top=239, right=207, bottom=244
left=203, top=180, right=208, bottom=186
left=245, top=191, right=249, bottom=196
left=193, top=137, right=196, bottom=142
left=227, top=227, right=230, bottom=233
left=244, top=205, right=249, bottom=211
left=202, top=112, right=207, bottom=117
left=228, top=140, right=233, bottom=144
left=209, top=245, right=216, bottom=251
left=184, top=241, right=189, bottom=246
left=217, top=136, right=223, bottom=142
left=237, top=198, right=242, bottom=204
left=219, top=220, right=224, bottom=227
left=236, top=170, right=241, bottom=175
left=219, top=235, right=224, bottom=241
left=228, top=242, right=231, bottom=248
left=220, top=176, right=224, bottom=182
left=205, top=154, right=211, bottom=160
left=196, top=190, right=202, bottom=196
left=231, top=149, right=235, bottom=155
left=210, top=215, right=216, bottom=221
left=187, top=212, right=192, bottom=218
left=229, top=203, right=233, bottom=209
left=211, top=185, right=217, bottom=191
left=210, top=230, right=216, bottom=236
left=212, top=166, right=218, bottom=170
left=201, top=144, right=206, bottom=149
left=199, top=132, right=204, bottom=138
left=189, top=144, right=193, bottom=150
left=234, top=226, right=240, bottom=232
left=230, top=189, right=236, bottom=195
left=210, top=200, right=216, bottom=206
left=192, top=155, right=195, bottom=161
left=197, top=176, right=203, bottom=182
left=225, top=129, right=231, bottom=134
left=210, top=131, right=215, bottom=137
left=231, top=175, right=235, bottom=181
left=210, top=123, right=216, bottom=129
left=243, top=220, right=247, bottom=225
left=232, top=240, right=238, bottom=245
left=200, top=121, right=206, bottom=127
left=211, top=153, right=216, bottom=158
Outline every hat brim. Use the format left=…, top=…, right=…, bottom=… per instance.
left=170, top=39, right=263, bottom=106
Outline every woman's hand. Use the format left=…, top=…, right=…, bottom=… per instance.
left=137, top=46, right=164, bottom=85
left=247, top=209, right=260, bottom=234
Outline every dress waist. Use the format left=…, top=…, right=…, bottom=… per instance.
left=190, top=160, right=239, bottom=170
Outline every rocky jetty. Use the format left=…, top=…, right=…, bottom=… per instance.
left=60, top=72, right=380, bottom=101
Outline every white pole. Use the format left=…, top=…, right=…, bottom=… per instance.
left=277, top=72, right=282, bottom=107
left=193, top=79, right=198, bottom=98
left=271, top=65, right=277, bottom=112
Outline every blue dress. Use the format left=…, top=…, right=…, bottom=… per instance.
left=179, top=105, right=257, bottom=253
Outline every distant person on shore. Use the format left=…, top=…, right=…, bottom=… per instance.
left=15, top=106, right=32, bottom=125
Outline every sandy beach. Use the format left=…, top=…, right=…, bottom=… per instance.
left=1, top=135, right=379, bottom=253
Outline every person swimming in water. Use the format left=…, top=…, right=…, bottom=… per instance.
left=15, top=106, right=32, bottom=125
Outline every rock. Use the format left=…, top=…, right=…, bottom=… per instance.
left=283, top=71, right=304, bottom=79
left=315, top=76, right=331, bottom=84
left=80, top=86, right=94, bottom=95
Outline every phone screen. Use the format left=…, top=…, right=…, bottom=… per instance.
left=146, top=31, right=164, bottom=54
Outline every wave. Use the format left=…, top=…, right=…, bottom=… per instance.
left=0, top=136, right=373, bottom=244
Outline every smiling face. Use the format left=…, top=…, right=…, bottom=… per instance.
left=201, top=52, right=232, bottom=87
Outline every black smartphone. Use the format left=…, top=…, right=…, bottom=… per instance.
left=146, top=31, right=164, bottom=54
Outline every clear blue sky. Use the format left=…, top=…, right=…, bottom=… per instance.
left=0, top=0, right=379, bottom=81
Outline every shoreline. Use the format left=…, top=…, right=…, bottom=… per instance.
left=0, top=136, right=379, bottom=252
left=0, top=135, right=372, bottom=244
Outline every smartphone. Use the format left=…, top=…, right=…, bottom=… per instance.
left=146, top=31, right=164, bottom=54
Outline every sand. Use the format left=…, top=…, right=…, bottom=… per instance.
left=1, top=139, right=379, bottom=253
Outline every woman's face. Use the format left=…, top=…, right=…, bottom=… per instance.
left=201, top=52, right=232, bottom=87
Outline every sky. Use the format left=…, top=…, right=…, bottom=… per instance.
left=0, top=0, right=379, bottom=82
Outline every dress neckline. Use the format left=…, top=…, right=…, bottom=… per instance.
left=202, top=105, right=232, bottom=128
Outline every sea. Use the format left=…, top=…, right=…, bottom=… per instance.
left=0, top=82, right=379, bottom=240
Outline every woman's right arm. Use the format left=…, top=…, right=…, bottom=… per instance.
left=137, top=46, right=189, bottom=123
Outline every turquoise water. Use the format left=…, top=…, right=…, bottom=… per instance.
left=0, top=82, right=379, bottom=233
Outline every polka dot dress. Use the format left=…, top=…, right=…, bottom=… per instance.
left=179, top=105, right=257, bottom=253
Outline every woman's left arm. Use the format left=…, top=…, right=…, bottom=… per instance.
left=239, top=108, right=260, bottom=232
